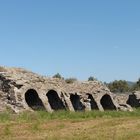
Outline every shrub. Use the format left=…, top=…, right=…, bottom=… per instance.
left=107, top=80, right=130, bottom=93
left=88, top=76, right=97, bottom=81
left=65, top=78, right=77, bottom=84
left=53, top=73, right=63, bottom=79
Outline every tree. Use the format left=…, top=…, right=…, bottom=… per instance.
left=53, top=73, right=63, bottom=79
left=133, top=78, right=140, bottom=91
left=107, top=80, right=130, bottom=93
left=136, top=78, right=140, bottom=87
left=88, top=76, right=97, bottom=81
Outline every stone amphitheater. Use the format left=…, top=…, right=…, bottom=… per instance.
left=0, top=66, right=139, bottom=113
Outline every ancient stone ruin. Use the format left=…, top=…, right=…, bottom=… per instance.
left=0, top=66, right=138, bottom=113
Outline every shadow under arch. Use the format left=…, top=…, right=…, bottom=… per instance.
left=100, top=94, right=116, bottom=110
left=25, top=89, right=46, bottom=111
left=127, top=94, right=140, bottom=107
left=87, top=94, right=99, bottom=110
left=70, top=94, right=85, bottom=111
left=46, top=90, right=66, bottom=110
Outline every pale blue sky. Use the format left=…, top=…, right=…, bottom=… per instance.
left=0, top=0, right=140, bottom=82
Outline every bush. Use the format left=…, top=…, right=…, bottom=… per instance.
left=107, top=80, right=130, bottom=93
left=132, top=78, right=140, bottom=91
left=53, top=73, right=63, bottom=79
left=65, top=78, right=77, bottom=84
left=88, top=76, right=97, bottom=81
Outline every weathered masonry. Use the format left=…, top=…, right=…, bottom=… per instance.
left=0, top=66, right=137, bottom=113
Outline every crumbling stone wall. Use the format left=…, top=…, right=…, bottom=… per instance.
left=0, top=66, right=135, bottom=113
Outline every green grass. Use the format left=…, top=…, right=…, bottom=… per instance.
left=0, top=108, right=140, bottom=123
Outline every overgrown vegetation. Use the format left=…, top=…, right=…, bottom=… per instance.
left=1, top=109, right=140, bottom=123
left=88, top=76, right=97, bottom=81
left=53, top=73, right=77, bottom=83
left=65, top=78, right=77, bottom=84
left=53, top=73, right=64, bottom=79
left=133, top=78, right=140, bottom=91
left=107, top=78, right=140, bottom=93
left=107, top=80, right=130, bottom=93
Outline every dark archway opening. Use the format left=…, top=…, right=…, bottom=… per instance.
left=87, top=94, right=99, bottom=110
left=46, top=90, right=66, bottom=110
left=127, top=95, right=140, bottom=107
left=70, top=94, right=85, bottom=111
left=101, top=94, right=116, bottom=110
left=25, top=89, right=46, bottom=111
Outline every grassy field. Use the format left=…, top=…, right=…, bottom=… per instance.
left=0, top=109, right=140, bottom=140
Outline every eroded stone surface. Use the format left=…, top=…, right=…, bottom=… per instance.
left=0, top=66, right=134, bottom=113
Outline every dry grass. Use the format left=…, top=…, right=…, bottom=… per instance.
left=0, top=110, right=140, bottom=140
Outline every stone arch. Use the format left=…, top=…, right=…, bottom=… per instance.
left=87, top=94, right=99, bottom=110
left=100, top=94, right=116, bottom=110
left=70, top=94, right=85, bottom=111
left=127, top=94, right=140, bottom=107
left=25, top=89, right=46, bottom=111
left=46, top=90, right=66, bottom=110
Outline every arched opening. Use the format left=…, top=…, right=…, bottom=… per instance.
left=46, top=90, right=66, bottom=110
left=87, top=94, right=99, bottom=110
left=127, top=95, right=140, bottom=107
left=100, top=94, right=116, bottom=110
left=70, top=94, right=85, bottom=111
left=25, top=89, right=46, bottom=111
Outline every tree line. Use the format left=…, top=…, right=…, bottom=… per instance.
left=106, top=79, right=140, bottom=93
